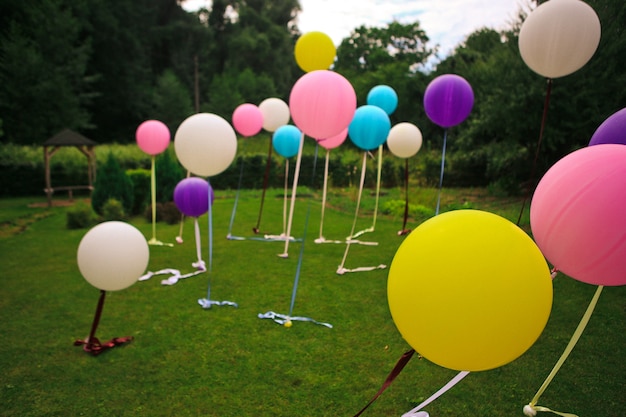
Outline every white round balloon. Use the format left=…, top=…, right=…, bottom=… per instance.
left=259, top=98, right=290, bottom=132
left=387, top=122, right=423, bottom=158
left=77, top=221, right=149, bottom=291
left=519, top=0, right=601, bottom=79
left=174, top=113, right=238, bottom=177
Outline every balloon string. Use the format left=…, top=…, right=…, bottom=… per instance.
left=289, top=205, right=311, bottom=317
left=87, top=290, right=106, bottom=350
left=227, top=157, right=245, bottom=237
left=352, top=349, right=416, bottom=417
left=402, top=371, right=470, bottom=416
left=401, top=158, right=410, bottom=233
left=282, top=160, right=289, bottom=235
left=150, top=155, right=157, bottom=241
left=206, top=178, right=213, bottom=300
left=517, top=78, right=553, bottom=226
left=73, top=290, right=133, bottom=355
left=371, top=145, right=383, bottom=230
left=318, top=149, right=331, bottom=241
left=194, top=218, right=202, bottom=265
left=525, top=285, right=603, bottom=417
left=176, top=170, right=191, bottom=243
left=288, top=144, right=318, bottom=316
left=338, top=152, right=367, bottom=272
left=280, top=133, right=304, bottom=257
left=255, top=136, right=274, bottom=233
left=435, top=129, right=448, bottom=215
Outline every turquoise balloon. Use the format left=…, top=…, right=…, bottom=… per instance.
left=272, top=125, right=302, bottom=158
left=367, top=85, right=398, bottom=115
left=348, top=105, right=391, bottom=151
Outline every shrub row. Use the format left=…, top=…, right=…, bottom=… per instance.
left=0, top=142, right=491, bottom=198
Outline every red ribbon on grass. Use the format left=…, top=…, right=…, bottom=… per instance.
left=74, top=290, right=133, bottom=356
left=353, top=348, right=416, bottom=416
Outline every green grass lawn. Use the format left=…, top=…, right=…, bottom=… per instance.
left=0, top=189, right=624, bottom=416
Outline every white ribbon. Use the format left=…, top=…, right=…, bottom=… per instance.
left=138, top=267, right=206, bottom=286
left=336, top=264, right=387, bottom=275
left=198, top=298, right=238, bottom=309
left=401, top=371, right=470, bottom=416
left=258, top=311, right=332, bottom=328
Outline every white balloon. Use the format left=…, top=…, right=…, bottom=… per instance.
left=387, top=122, right=423, bottom=159
left=259, top=98, right=291, bottom=132
left=77, top=221, right=149, bottom=291
left=174, top=113, right=238, bottom=177
left=519, top=0, right=601, bottom=79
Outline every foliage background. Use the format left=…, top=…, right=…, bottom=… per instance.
left=1, top=0, right=624, bottom=194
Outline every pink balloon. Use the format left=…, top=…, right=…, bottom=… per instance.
left=530, top=144, right=626, bottom=286
left=317, top=128, right=347, bottom=150
left=289, top=70, right=356, bottom=140
left=135, top=120, right=171, bottom=155
left=232, top=103, right=264, bottom=137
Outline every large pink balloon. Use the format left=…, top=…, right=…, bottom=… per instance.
left=530, top=144, right=626, bottom=286
left=232, top=103, right=264, bottom=137
left=289, top=70, right=356, bottom=140
left=136, top=120, right=171, bottom=155
left=317, top=128, right=347, bottom=150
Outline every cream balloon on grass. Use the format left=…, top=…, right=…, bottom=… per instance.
left=77, top=221, right=149, bottom=292
left=387, top=122, right=423, bottom=159
left=174, top=113, right=237, bottom=178
left=259, top=97, right=290, bottom=132
left=519, top=0, right=601, bottom=79
left=174, top=112, right=238, bottom=309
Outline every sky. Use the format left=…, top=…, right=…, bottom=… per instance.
left=182, top=0, right=527, bottom=57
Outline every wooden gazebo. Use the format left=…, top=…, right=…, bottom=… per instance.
left=43, top=129, right=98, bottom=207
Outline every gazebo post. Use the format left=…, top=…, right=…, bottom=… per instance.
left=44, top=146, right=52, bottom=208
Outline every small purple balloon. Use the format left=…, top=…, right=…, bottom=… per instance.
left=173, top=177, right=214, bottom=217
left=423, top=74, right=474, bottom=128
left=589, top=107, right=626, bottom=146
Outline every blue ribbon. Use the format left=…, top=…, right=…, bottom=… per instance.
left=199, top=178, right=237, bottom=309
left=435, top=128, right=448, bottom=216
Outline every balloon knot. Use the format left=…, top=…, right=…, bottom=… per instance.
left=523, top=404, right=537, bottom=416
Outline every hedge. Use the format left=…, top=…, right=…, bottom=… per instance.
left=0, top=140, right=482, bottom=197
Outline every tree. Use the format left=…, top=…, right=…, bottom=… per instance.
left=335, top=21, right=434, bottom=75
left=152, top=70, right=195, bottom=133
left=0, top=0, right=93, bottom=144
left=432, top=0, right=626, bottom=193
left=91, top=153, right=134, bottom=215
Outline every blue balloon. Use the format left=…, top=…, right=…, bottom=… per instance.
left=367, top=85, right=398, bottom=115
left=348, top=105, right=391, bottom=151
left=272, top=125, right=302, bottom=158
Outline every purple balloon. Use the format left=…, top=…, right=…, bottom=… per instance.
left=423, top=74, right=474, bottom=128
left=589, top=107, right=626, bottom=146
left=173, top=177, right=214, bottom=217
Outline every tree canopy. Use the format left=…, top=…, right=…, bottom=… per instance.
left=1, top=0, right=623, bottom=192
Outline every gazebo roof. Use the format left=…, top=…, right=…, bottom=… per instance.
left=43, top=129, right=98, bottom=147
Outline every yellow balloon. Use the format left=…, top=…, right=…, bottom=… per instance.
left=388, top=210, right=552, bottom=372
left=294, top=31, right=336, bottom=72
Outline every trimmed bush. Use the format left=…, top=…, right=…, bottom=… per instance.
left=127, top=168, right=151, bottom=215
left=66, top=201, right=98, bottom=229
left=144, top=201, right=181, bottom=225
left=102, top=198, right=126, bottom=221
left=155, top=149, right=185, bottom=203
left=91, top=153, right=134, bottom=215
